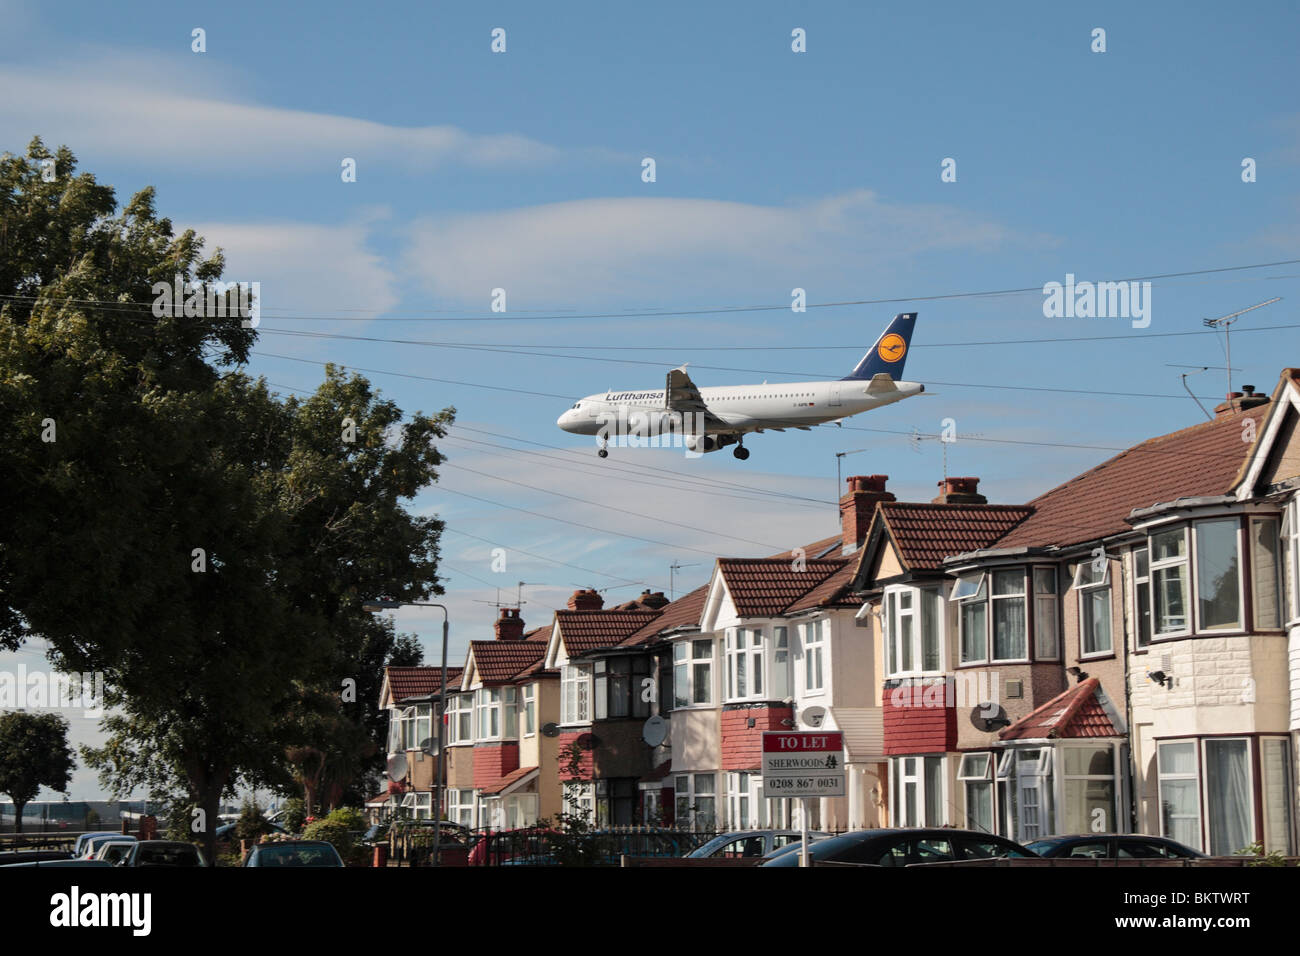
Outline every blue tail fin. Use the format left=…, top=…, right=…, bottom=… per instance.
left=840, top=312, right=917, bottom=380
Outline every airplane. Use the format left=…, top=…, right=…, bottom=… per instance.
left=556, top=312, right=924, bottom=460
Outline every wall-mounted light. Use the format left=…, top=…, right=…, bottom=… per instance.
left=1066, top=666, right=1089, bottom=682
left=1147, top=670, right=1170, bottom=688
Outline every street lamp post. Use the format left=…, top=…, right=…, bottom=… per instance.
left=365, top=599, right=449, bottom=867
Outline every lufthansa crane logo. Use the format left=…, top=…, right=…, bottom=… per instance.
left=877, top=333, right=907, bottom=363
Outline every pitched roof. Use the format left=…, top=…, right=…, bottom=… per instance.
left=479, top=765, right=539, bottom=796
left=468, top=640, right=547, bottom=684
left=875, top=502, right=1034, bottom=571
left=995, top=405, right=1269, bottom=550
left=765, top=533, right=843, bottom=561
left=556, top=609, right=662, bottom=657
left=622, top=584, right=709, bottom=646
left=716, top=558, right=847, bottom=617
left=783, top=559, right=861, bottom=612
left=384, top=666, right=464, bottom=703
left=999, top=678, right=1119, bottom=741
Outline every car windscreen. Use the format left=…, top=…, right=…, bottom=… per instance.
left=255, top=844, right=339, bottom=866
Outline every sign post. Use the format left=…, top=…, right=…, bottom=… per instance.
left=761, top=731, right=845, bottom=868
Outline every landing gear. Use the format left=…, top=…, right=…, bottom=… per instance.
left=733, top=444, right=750, bottom=461
left=597, top=448, right=608, bottom=458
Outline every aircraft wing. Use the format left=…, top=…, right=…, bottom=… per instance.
left=665, top=365, right=728, bottom=429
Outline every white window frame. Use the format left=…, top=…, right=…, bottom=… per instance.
left=891, top=755, right=948, bottom=828
left=956, top=574, right=989, bottom=664
left=1132, top=546, right=1152, bottom=651
left=772, top=626, right=791, bottom=701
left=561, top=663, right=592, bottom=725
left=989, top=568, right=1029, bottom=664
left=476, top=687, right=502, bottom=740
left=801, top=619, right=827, bottom=694
left=564, top=781, right=595, bottom=822
left=1073, top=559, right=1113, bottom=658
left=884, top=586, right=944, bottom=678
left=1156, top=741, right=1201, bottom=852
left=673, top=638, right=714, bottom=709
left=1191, top=518, right=1245, bottom=634
left=1200, top=736, right=1256, bottom=856
left=674, top=772, right=717, bottom=830
left=1286, top=500, right=1300, bottom=624
left=447, top=788, right=476, bottom=827
left=1149, top=525, right=1191, bottom=637
left=725, top=627, right=767, bottom=702
left=1059, top=743, right=1118, bottom=834
left=958, top=752, right=995, bottom=834
left=521, top=683, right=537, bottom=737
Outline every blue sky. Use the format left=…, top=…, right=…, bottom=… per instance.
left=2, top=0, right=1298, bottom=800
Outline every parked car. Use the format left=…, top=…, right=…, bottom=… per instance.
left=686, top=829, right=832, bottom=859
left=761, top=828, right=1038, bottom=867
left=1, top=858, right=116, bottom=868
left=73, top=831, right=124, bottom=857
left=1025, top=833, right=1205, bottom=860
left=94, top=840, right=139, bottom=865
left=243, top=840, right=344, bottom=867
left=79, top=833, right=137, bottom=859
left=0, top=849, right=74, bottom=865
left=121, top=840, right=209, bottom=867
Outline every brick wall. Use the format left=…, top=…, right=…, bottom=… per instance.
left=720, top=704, right=794, bottom=771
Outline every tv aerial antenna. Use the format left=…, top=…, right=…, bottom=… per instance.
left=1201, top=297, right=1281, bottom=399
left=471, top=580, right=543, bottom=611
left=669, top=560, right=699, bottom=600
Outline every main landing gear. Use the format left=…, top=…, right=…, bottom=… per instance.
left=733, top=442, right=750, bottom=461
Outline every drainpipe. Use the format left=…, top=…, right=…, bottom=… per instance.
left=1118, top=544, right=1138, bottom=834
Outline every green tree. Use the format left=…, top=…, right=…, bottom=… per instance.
left=2, top=140, right=453, bottom=861
left=0, top=711, right=76, bottom=833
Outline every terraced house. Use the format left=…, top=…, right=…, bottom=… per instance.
left=850, top=369, right=1300, bottom=855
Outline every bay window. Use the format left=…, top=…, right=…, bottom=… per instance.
left=1205, top=737, right=1252, bottom=855
left=595, top=655, right=651, bottom=719
left=1287, top=501, right=1299, bottom=621
left=1060, top=745, right=1116, bottom=833
left=892, top=755, right=947, bottom=827
left=725, top=628, right=764, bottom=701
left=561, top=663, right=592, bottom=724
left=1073, top=559, right=1112, bottom=656
left=1250, top=516, right=1283, bottom=629
left=1150, top=526, right=1190, bottom=635
left=1133, top=547, right=1152, bottom=649
left=672, top=639, right=714, bottom=708
left=884, top=587, right=943, bottom=677
left=476, top=688, right=502, bottom=739
left=1260, top=737, right=1296, bottom=855
left=1157, top=741, right=1201, bottom=851
left=415, top=705, right=432, bottom=750
left=447, top=788, right=476, bottom=827
left=772, top=626, right=791, bottom=699
left=1194, top=519, right=1241, bottom=631
left=674, top=773, right=717, bottom=830
left=564, top=781, right=595, bottom=821
left=954, top=573, right=988, bottom=664
left=1033, top=567, right=1060, bottom=659
left=990, top=569, right=1027, bottom=661
left=958, top=752, right=994, bottom=834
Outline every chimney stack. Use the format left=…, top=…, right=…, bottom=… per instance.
left=636, top=589, right=670, bottom=610
left=494, top=606, right=525, bottom=641
left=567, top=588, right=605, bottom=611
left=932, top=476, right=987, bottom=505
left=1214, top=385, right=1269, bottom=418
left=840, top=475, right=896, bottom=555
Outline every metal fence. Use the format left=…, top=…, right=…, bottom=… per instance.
left=388, top=826, right=748, bottom=867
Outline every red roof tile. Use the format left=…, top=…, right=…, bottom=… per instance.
left=784, top=560, right=860, bottom=612
left=716, top=558, right=846, bottom=616
left=556, top=609, right=663, bottom=657
left=621, top=585, right=709, bottom=646
left=995, top=405, right=1269, bottom=550
left=876, top=502, right=1034, bottom=571
left=480, top=765, right=538, bottom=796
left=468, top=640, right=547, bottom=684
left=999, top=678, right=1119, bottom=741
left=384, top=666, right=464, bottom=703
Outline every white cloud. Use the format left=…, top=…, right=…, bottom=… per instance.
left=403, top=190, right=1033, bottom=306
left=0, top=53, right=566, bottom=172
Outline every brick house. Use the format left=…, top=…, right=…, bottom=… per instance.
left=378, top=664, right=464, bottom=820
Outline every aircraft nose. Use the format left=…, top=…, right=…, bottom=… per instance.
left=557, top=411, right=572, bottom=431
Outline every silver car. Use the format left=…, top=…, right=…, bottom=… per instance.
left=686, top=829, right=831, bottom=859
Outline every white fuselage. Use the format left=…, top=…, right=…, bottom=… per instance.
left=556, top=378, right=924, bottom=436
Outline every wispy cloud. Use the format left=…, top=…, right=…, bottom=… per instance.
left=403, top=189, right=1042, bottom=306
left=0, top=52, right=568, bottom=172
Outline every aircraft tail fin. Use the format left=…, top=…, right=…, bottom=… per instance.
left=840, top=312, right=917, bottom=381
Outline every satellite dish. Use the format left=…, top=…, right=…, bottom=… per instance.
left=800, top=705, right=827, bottom=729
left=386, top=753, right=409, bottom=782
left=642, top=715, right=668, bottom=748
left=970, top=704, right=1010, bottom=733
left=575, top=732, right=599, bottom=751
left=540, top=722, right=560, bottom=738
left=418, top=737, right=439, bottom=756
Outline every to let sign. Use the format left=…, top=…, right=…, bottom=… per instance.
left=761, top=731, right=845, bottom=797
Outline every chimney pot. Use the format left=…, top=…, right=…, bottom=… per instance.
left=931, top=476, right=988, bottom=505
left=839, top=474, right=896, bottom=556
left=567, top=588, right=605, bottom=611
left=494, top=606, right=525, bottom=641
